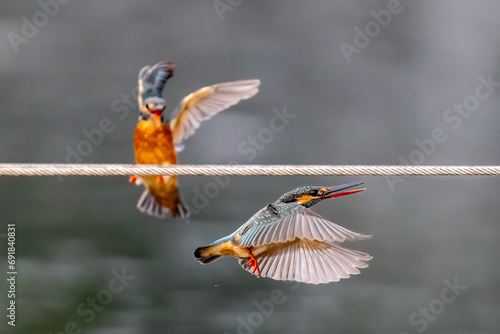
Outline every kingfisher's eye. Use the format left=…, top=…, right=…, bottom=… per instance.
left=309, top=190, right=318, bottom=196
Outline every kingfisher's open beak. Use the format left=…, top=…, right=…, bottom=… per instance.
left=322, top=182, right=365, bottom=198
left=152, top=111, right=161, bottom=118
left=150, top=108, right=163, bottom=121
left=145, top=103, right=165, bottom=121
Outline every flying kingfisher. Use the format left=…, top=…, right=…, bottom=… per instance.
left=131, top=61, right=260, bottom=218
left=194, top=182, right=371, bottom=284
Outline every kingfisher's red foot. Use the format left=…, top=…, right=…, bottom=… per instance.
left=129, top=175, right=137, bottom=183
left=247, top=249, right=261, bottom=276
left=156, top=176, right=164, bottom=183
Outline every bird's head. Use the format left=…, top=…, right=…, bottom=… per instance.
left=141, top=97, right=166, bottom=121
left=277, top=182, right=365, bottom=208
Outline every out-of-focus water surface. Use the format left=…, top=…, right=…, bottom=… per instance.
left=1, top=1, right=500, bottom=333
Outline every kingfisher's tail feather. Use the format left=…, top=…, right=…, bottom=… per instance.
left=171, top=197, right=189, bottom=218
left=194, top=246, right=222, bottom=264
left=136, top=190, right=169, bottom=219
left=137, top=190, right=189, bottom=219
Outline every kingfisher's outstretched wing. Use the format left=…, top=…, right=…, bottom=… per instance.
left=238, top=204, right=371, bottom=248
left=169, top=79, right=260, bottom=144
left=138, top=61, right=175, bottom=107
left=239, top=239, right=371, bottom=284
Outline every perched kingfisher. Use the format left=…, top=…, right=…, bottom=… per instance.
left=194, top=182, right=371, bottom=284
left=131, top=61, right=260, bottom=218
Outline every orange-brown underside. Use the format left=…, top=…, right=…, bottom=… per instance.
left=133, top=120, right=181, bottom=214
left=134, top=121, right=177, bottom=164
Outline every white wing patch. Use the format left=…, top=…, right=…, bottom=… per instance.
left=238, top=204, right=371, bottom=247
left=174, top=143, right=185, bottom=153
left=238, top=239, right=372, bottom=284
left=170, top=79, right=260, bottom=144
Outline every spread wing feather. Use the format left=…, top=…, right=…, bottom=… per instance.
left=169, top=79, right=260, bottom=144
left=238, top=204, right=371, bottom=247
left=239, top=239, right=371, bottom=284
left=138, top=62, right=175, bottom=106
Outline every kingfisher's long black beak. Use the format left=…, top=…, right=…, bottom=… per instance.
left=323, top=182, right=365, bottom=198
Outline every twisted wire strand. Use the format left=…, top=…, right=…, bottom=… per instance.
left=1, top=164, right=500, bottom=176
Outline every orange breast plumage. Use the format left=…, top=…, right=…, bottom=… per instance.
left=134, top=120, right=177, bottom=165
left=132, top=119, right=187, bottom=218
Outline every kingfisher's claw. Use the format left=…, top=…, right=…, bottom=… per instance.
left=247, top=250, right=261, bottom=276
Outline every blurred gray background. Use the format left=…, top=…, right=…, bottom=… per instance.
left=1, top=1, right=500, bottom=333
